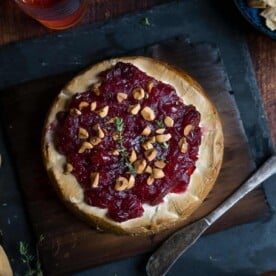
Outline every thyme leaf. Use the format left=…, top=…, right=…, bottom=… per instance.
left=156, top=119, right=164, bottom=128
left=141, top=17, right=151, bottom=26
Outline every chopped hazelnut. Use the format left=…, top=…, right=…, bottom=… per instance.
left=147, top=176, right=154, bottom=185
left=155, top=128, right=165, bottom=134
left=90, top=136, right=102, bottom=146
left=154, top=160, right=166, bottom=169
left=78, top=142, right=93, bottom=153
left=184, top=124, right=194, bottom=136
left=152, top=168, right=165, bottom=179
left=117, top=92, right=128, bottom=103
left=144, top=148, right=157, bottom=162
left=93, top=124, right=105, bottom=139
left=148, top=136, right=156, bottom=143
left=156, top=134, right=172, bottom=143
left=132, top=87, right=145, bottom=100
left=70, top=108, right=81, bottom=116
left=129, top=149, right=137, bottom=163
left=141, top=125, right=151, bottom=136
left=142, top=141, right=154, bottom=150
left=78, top=101, right=89, bottom=110
left=178, top=137, right=188, bottom=153
left=112, top=132, right=120, bottom=141
left=164, top=116, right=174, bottom=127
left=115, top=176, right=129, bottom=191
left=90, top=101, right=97, bottom=111
left=112, top=149, right=120, bottom=156
left=96, top=106, right=109, bottom=118
left=145, top=165, right=153, bottom=174
left=133, top=159, right=147, bottom=174
left=127, top=175, right=135, bottom=189
left=78, top=127, right=89, bottom=139
left=141, top=106, right=155, bottom=121
left=146, top=81, right=154, bottom=93
left=106, top=117, right=117, bottom=124
left=91, top=172, right=99, bottom=188
left=128, top=103, right=141, bottom=115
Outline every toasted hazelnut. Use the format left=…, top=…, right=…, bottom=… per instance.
left=144, top=148, right=157, bottom=162
left=112, top=149, right=120, bottom=156
left=148, top=136, right=156, bottom=143
left=78, top=142, right=93, bottom=153
left=115, top=176, right=129, bottom=191
left=91, top=172, right=99, bottom=188
left=78, top=101, right=89, bottom=110
left=141, top=125, right=151, bottom=136
left=146, top=80, right=154, bottom=93
left=106, top=117, right=117, bottom=124
left=64, top=163, right=73, bottom=174
left=156, top=134, right=172, bottom=143
left=91, top=83, right=101, bottom=96
left=112, top=132, right=120, bottom=141
left=184, top=124, right=194, bottom=136
left=127, top=175, right=135, bottom=189
left=142, top=141, right=154, bottom=150
left=152, top=168, right=165, bottom=179
left=141, top=106, right=155, bottom=121
left=93, top=124, right=105, bottom=139
left=155, top=128, right=165, bottom=134
left=178, top=137, right=188, bottom=153
left=90, top=136, right=102, bottom=146
left=132, top=87, right=145, bottom=100
left=128, top=103, right=141, bottom=115
left=145, top=165, right=153, bottom=174
left=154, top=160, right=166, bottom=169
left=147, top=176, right=154, bottom=185
left=70, top=108, right=81, bottom=116
left=164, top=116, right=174, bottom=127
left=90, top=101, right=97, bottom=111
left=133, top=159, right=147, bottom=174
left=117, top=92, right=128, bottom=103
left=129, top=149, right=137, bottom=163
left=96, top=106, right=109, bottom=118
left=78, top=127, right=89, bottom=139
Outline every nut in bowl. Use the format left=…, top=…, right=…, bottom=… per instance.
left=235, top=0, right=276, bottom=38
left=42, top=56, right=223, bottom=235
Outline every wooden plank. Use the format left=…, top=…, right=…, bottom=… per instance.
left=0, top=39, right=269, bottom=274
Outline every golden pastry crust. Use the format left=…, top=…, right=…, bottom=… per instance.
left=42, top=56, right=224, bottom=235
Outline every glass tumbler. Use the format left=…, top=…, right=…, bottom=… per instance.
left=14, top=0, right=88, bottom=30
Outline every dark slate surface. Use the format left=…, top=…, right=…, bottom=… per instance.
left=0, top=0, right=275, bottom=275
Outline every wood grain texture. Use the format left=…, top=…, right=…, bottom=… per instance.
left=0, top=1, right=274, bottom=147
left=0, top=40, right=269, bottom=274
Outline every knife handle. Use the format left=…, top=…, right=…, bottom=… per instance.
left=206, top=155, right=276, bottom=224
left=0, top=245, right=13, bottom=276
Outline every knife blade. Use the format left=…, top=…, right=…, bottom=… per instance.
left=146, top=155, right=276, bottom=276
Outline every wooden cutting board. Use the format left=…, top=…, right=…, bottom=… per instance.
left=0, top=39, right=269, bottom=275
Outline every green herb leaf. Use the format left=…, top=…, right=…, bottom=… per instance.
left=125, top=161, right=136, bottom=175
left=141, top=17, right=151, bottom=26
left=139, top=136, right=146, bottom=143
left=156, top=119, right=164, bottom=128
left=115, top=117, right=124, bottom=133
left=161, top=142, right=169, bottom=149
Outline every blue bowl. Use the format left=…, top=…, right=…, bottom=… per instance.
left=234, top=0, right=276, bottom=39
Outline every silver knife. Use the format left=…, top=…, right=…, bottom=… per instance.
left=146, top=155, right=276, bottom=276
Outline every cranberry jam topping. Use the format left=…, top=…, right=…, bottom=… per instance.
left=54, top=62, right=201, bottom=222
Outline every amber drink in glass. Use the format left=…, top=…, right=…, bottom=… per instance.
left=14, top=0, right=88, bottom=30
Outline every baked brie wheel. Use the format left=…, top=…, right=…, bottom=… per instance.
left=42, top=56, right=223, bottom=235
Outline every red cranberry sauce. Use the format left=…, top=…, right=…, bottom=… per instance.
left=54, top=62, right=201, bottom=222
